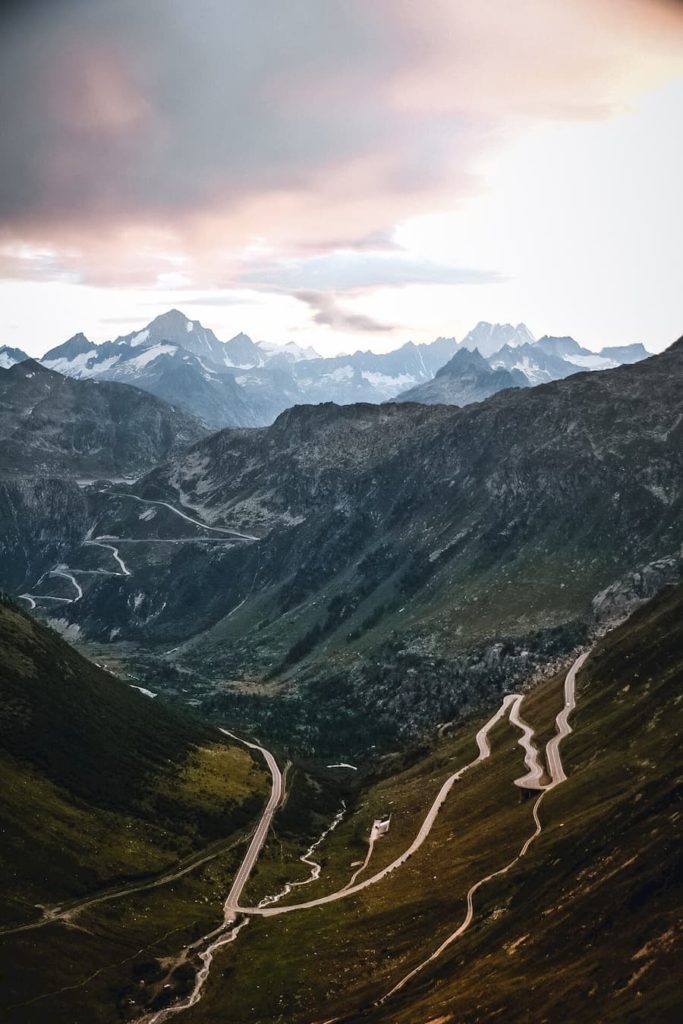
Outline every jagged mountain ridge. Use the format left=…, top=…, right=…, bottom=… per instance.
left=460, top=320, right=536, bottom=355
left=37, top=311, right=648, bottom=427
left=0, top=345, right=29, bottom=369
left=395, top=345, right=528, bottom=404
left=40, top=309, right=460, bottom=427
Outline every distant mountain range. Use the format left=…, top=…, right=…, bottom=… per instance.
left=396, top=346, right=529, bottom=405
left=2, top=314, right=649, bottom=428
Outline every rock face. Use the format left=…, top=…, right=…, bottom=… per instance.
left=0, top=359, right=207, bottom=478
left=395, top=346, right=527, bottom=405
left=10, top=340, right=680, bottom=752
left=591, top=553, right=683, bottom=626
left=0, top=476, right=89, bottom=590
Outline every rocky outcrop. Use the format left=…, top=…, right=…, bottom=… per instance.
left=591, top=552, right=683, bottom=627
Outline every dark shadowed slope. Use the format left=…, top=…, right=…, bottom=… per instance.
left=0, top=598, right=268, bottom=928
left=0, top=360, right=207, bottom=478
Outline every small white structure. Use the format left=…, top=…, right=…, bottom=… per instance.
left=372, top=816, right=391, bottom=838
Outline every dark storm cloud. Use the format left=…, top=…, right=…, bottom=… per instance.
left=294, top=291, right=392, bottom=333
left=1, top=0, right=680, bottom=293
left=0, top=0, right=410, bottom=224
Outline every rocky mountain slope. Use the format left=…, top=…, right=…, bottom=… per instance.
left=395, top=345, right=528, bottom=404
left=9, top=340, right=680, bottom=755
left=0, top=359, right=207, bottom=478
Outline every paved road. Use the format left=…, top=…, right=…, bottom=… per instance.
left=84, top=533, right=131, bottom=575
left=238, top=694, right=521, bottom=919
left=509, top=694, right=545, bottom=789
left=141, top=730, right=284, bottom=1024
left=16, top=495, right=253, bottom=609
left=219, top=729, right=283, bottom=915
left=378, top=649, right=589, bottom=1004
left=545, top=650, right=589, bottom=785
left=17, top=593, right=70, bottom=607
left=50, top=570, right=83, bottom=601
left=115, top=492, right=259, bottom=541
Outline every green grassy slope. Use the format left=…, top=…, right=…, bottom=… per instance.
left=181, top=584, right=682, bottom=1024
left=0, top=597, right=268, bottom=928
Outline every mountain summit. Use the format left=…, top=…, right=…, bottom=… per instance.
left=396, top=345, right=527, bottom=405
left=461, top=321, right=535, bottom=356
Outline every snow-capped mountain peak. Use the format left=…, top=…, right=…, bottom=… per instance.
left=461, top=321, right=536, bottom=357
left=0, top=345, right=30, bottom=369
left=257, top=339, right=321, bottom=363
left=34, top=309, right=648, bottom=431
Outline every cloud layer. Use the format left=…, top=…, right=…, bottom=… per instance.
left=0, top=0, right=681, bottom=354
left=1, top=0, right=681, bottom=281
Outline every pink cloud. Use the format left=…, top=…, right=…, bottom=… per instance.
left=0, top=0, right=680, bottom=289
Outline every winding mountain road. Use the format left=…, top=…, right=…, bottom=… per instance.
left=377, top=649, right=589, bottom=1004
left=84, top=535, right=131, bottom=576
left=509, top=694, right=545, bottom=789
left=15, top=492, right=255, bottom=608
left=49, top=570, right=83, bottom=601
left=235, top=693, right=521, bottom=919
left=7, top=649, right=587, bottom=1023
left=141, top=730, right=284, bottom=1024
left=145, top=660, right=588, bottom=1023
left=114, top=493, right=259, bottom=541
left=545, top=650, right=588, bottom=784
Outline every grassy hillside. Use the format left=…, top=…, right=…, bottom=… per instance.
left=177, top=583, right=682, bottom=1024
left=0, top=596, right=268, bottom=929
left=0, top=598, right=272, bottom=1019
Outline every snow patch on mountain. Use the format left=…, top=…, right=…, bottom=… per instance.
left=0, top=345, right=29, bottom=369
left=564, top=353, right=617, bottom=370
left=43, top=349, right=101, bottom=376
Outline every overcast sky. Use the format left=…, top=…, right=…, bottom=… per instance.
left=1, top=0, right=682, bottom=357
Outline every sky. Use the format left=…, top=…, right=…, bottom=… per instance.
left=1, top=0, right=682, bottom=358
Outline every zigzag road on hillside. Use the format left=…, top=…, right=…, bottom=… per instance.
left=376, top=649, right=589, bottom=1006
left=144, top=660, right=587, bottom=1023
left=14, top=492, right=256, bottom=606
